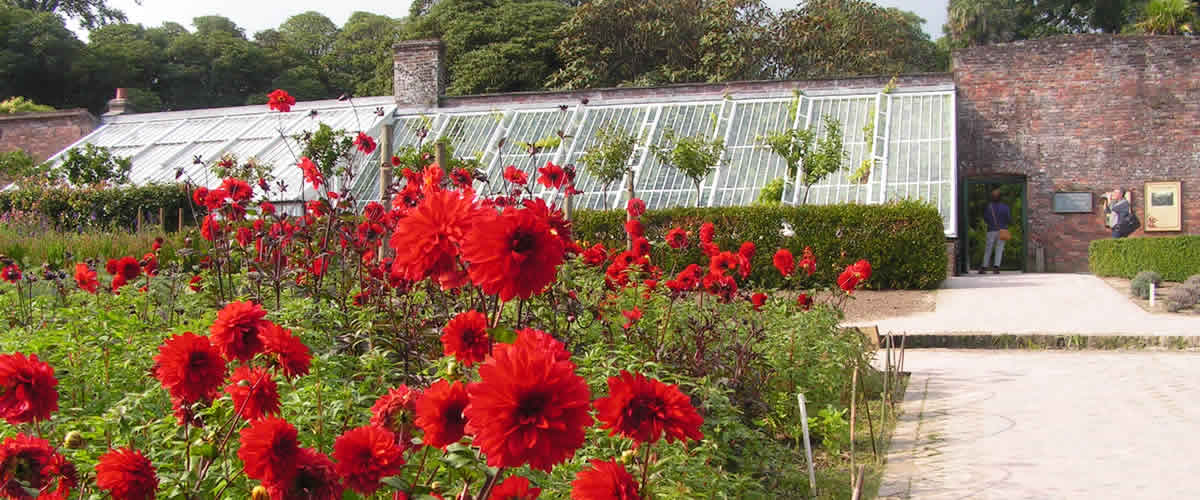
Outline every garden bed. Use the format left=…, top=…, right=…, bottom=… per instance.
left=1099, top=276, right=1200, bottom=315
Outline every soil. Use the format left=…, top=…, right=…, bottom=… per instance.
left=835, top=289, right=936, bottom=323
left=1099, top=276, right=1200, bottom=315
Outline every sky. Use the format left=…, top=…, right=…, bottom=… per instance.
left=77, top=0, right=949, bottom=39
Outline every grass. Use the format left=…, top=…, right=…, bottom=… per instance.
left=0, top=225, right=188, bottom=268
left=808, top=368, right=909, bottom=500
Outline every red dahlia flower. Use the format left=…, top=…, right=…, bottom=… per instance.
left=594, top=370, right=703, bottom=445
left=699, top=222, right=715, bottom=245
left=260, top=323, right=311, bottom=378
left=354, top=132, right=377, bottom=154
left=751, top=292, right=767, bottom=311
left=333, top=425, right=405, bottom=495
left=204, top=188, right=228, bottom=210
left=738, top=241, right=756, bottom=261
left=621, top=308, right=642, bottom=330
left=514, top=328, right=571, bottom=362
left=188, top=275, right=202, bottom=292
left=450, top=168, right=474, bottom=189
left=200, top=214, right=221, bottom=242
left=798, top=246, right=817, bottom=276
left=503, top=165, right=528, bottom=185
left=709, top=251, right=740, bottom=276
left=225, top=366, right=280, bottom=421
left=625, top=198, right=646, bottom=219
left=95, top=448, right=157, bottom=500
left=462, top=207, right=565, bottom=302
left=537, top=161, right=566, bottom=190
left=0, top=352, right=58, bottom=425
left=238, top=417, right=301, bottom=485
left=631, top=237, right=651, bottom=257
left=570, top=459, right=640, bottom=500
left=797, top=293, right=813, bottom=310
left=581, top=244, right=608, bottom=267
left=0, top=265, right=19, bottom=283
left=837, top=259, right=871, bottom=293
left=267, top=89, right=296, bottom=113
left=75, top=263, right=98, bottom=293
left=490, top=476, right=541, bottom=500
left=107, top=256, right=141, bottom=281
left=414, top=380, right=470, bottom=449
left=192, top=187, right=209, bottom=207
left=260, top=200, right=275, bottom=215
left=153, top=332, right=227, bottom=405
left=702, top=271, right=737, bottom=302
left=665, top=228, right=688, bottom=249
left=0, top=434, right=73, bottom=500
left=389, top=188, right=481, bottom=286
left=266, top=448, right=343, bottom=500
left=623, top=219, right=643, bottom=239
left=464, top=331, right=592, bottom=472
left=210, top=301, right=270, bottom=362
left=140, top=252, right=158, bottom=276
left=299, top=157, right=324, bottom=190
left=773, top=248, right=795, bottom=277
left=441, top=310, right=491, bottom=367
left=221, top=178, right=254, bottom=203
left=370, top=385, right=421, bottom=436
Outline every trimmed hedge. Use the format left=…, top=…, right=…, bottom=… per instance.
left=0, top=183, right=196, bottom=232
left=573, top=200, right=948, bottom=290
left=1089, top=236, right=1200, bottom=282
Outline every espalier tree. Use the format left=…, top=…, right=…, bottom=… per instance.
left=578, top=122, right=639, bottom=209
left=761, top=97, right=847, bottom=205
left=650, top=128, right=725, bottom=208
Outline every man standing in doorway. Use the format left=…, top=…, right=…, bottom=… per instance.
left=981, top=189, right=1011, bottom=275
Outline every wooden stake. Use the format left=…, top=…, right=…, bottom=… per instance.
left=178, top=207, right=184, bottom=232
left=851, top=464, right=867, bottom=500
left=435, top=141, right=448, bottom=168
left=849, top=364, right=858, bottom=493
left=159, top=207, right=165, bottom=234
left=858, top=366, right=878, bottom=461
left=797, top=393, right=818, bottom=499
left=136, top=208, right=143, bottom=233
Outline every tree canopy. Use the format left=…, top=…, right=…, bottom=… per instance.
left=944, top=0, right=1199, bottom=47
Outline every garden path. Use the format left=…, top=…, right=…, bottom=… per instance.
left=878, top=349, right=1200, bottom=499
left=847, top=273, right=1200, bottom=336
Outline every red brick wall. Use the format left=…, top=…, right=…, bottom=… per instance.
left=954, top=35, right=1200, bottom=272
left=0, top=110, right=98, bottom=162
left=394, top=40, right=446, bottom=107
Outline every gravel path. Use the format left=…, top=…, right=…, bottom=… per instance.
left=879, top=349, right=1200, bottom=499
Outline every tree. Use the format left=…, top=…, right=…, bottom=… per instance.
left=650, top=129, right=726, bottom=207
left=549, top=0, right=773, bottom=90
left=405, top=0, right=572, bottom=95
left=328, top=12, right=404, bottom=97
left=4, top=0, right=128, bottom=28
left=943, top=0, right=1169, bottom=48
left=761, top=104, right=848, bottom=205
left=1131, top=0, right=1197, bottom=34
left=160, top=16, right=273, bottom=110
left=0, top=7, right=84, bottom=109
left=578, top=123, right=638, bottom=208
left=769, top=0, right=945, bottom=79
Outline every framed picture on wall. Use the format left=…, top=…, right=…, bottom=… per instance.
left=1144, top=181, right=1182, bottom=232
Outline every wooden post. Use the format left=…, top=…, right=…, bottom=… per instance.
left=851, top=464, right=867, bottom=500
left=849, top=365, right=858, bottom=493
left=158, top=207, right=165, bottom=234
left=136, top=208, right=143, bottom=233
left=563, top=191, right=574, bottom=221
left=797, top=393, right=818, bottom=499
left=858, top=367, right=878, bottom=460
left=177, top=208, right=184, bottom=232
left=380, top=121, right=395, bottom=204
left=435, top=141, right=448, bottom=169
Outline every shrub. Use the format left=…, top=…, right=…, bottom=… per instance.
left=1166, top=286, right=1198, bottom=313
left=1089, top=236, right=1200, bottom=281
left=0, top=96, right=53, bottom=114
left=573, top=200, right=947, bottom=289
left=0, top=182, right=195, bottom=232
left=1130, top=270, right=1163, bottom=299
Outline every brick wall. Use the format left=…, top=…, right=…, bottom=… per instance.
left=0, top=110, right=97, bottom=162
left=394, top=40, right=446, bottom=107
left=955, top=35, right=1200, bottom=272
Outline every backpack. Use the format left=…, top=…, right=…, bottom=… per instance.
left=1120, top=211, right=1140, bottom=237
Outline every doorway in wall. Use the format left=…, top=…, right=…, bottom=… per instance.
left=959, top=176, right=1027, bottom=273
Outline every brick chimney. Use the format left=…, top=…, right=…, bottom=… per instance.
left=103, top=88, right=134, bottom=116
left=394, top=40, right=445, bottom=108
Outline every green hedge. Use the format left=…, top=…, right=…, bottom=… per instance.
left=1089, top=236, right=1200, bottom=281
left=573, top=200, right=947, bottom=290
left=0, top=183, right=196, bottom=232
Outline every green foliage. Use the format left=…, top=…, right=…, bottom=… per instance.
left=1132, top=0, right=1198, bottom=34
left=56, top=143, right=132, bottom=185
left=650, top=128, right=726, bottom=207
left=763, top=115, right=847, bottom=205
left=0, top=183, right=195, bottom=232
left=1131, top=270, right=1163, bottom=299
left=0, top=7, right=85, bottom=110
left=0, top=222, right=184, bottom=269
left=405, top=0, right=572, bottom=95
left=1165, top=285, right=1198, bottom=312
left=578, top=123, right=638, bottom=207
left=573, top=201, right=948, bottom=290
left=0, top=96, right=54, bottom=114
left=755, top=178, right=785, bottom=206
left=6, top=0, right=128, bottom=28
left=1089, top=236, right=1200, bottom=282
left=809, top=406, right=850, bottom=455
left=0, top=150, right=50, bottom=180
left=945, top=0, right=1158, bottom=48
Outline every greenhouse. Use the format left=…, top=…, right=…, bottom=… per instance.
left=47, top=83, right=957, bottom=235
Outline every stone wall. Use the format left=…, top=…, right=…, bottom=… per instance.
left=955, top=35, right=1200, bottom=272
left=0, top=109, right=97, bottom=162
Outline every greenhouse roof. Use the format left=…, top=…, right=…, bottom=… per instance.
left=48, top=77, right=958, bottom=236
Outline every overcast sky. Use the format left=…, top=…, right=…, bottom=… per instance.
left=79, top=0, right=948, bottom=39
